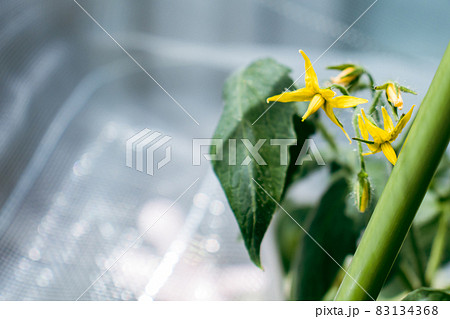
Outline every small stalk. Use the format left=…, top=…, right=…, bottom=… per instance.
left=398, top=264, right=415, bottom=291
left=352, top=106, right=366, bottom=172
left=366, top=72, right=375, bottom=92
left=368, top=91, right=382, bottom=114
left=368, top=91, right=382, bottom=124
left=328, top=84, right=350, bottom=96
left=335, top=43, right=450, bottom=300
left=389, top=101, right=399, bottom=122
left=409, top=227, right=427, bottom=287
left=425, top=206, right=449, bottom=285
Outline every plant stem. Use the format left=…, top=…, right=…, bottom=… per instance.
left=409, top=226, right=427, bottom=287
left=328, top=84, right=350, bottom=96
left=352, top=107, right=366, bottom=171
left=368, top=91, right=382, bottom=115
left=389, top=101, right=399, bottom=121
left=425, top=206, right=449, bottom=285
left=368, top=91, right=383, bottom=124
left=398, top=263, right=415, bottom=291
left=366, top=72, right=375, bottom=91
left=335, top=42, right=450, bottom=300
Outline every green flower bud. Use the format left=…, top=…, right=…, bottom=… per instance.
left=356, top=172, right=371, bottom=213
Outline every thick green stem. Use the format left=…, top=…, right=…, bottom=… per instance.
left=335, top=43, right=450, bottom=300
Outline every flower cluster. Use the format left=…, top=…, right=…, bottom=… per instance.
left=267, top=50, right=418, bottom=212
left=267, top=50, right=416, bottom=166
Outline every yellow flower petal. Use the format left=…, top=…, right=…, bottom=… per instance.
left=323, top=103, right=351, bottom=143
left=381, top=107, right=394, bottom=132
left=361, top=109, right=390, bottom=144
left=302, top=94, right=324, bottom=121
left=368, top=143, right=381, bottom=153
left=328, top=96, right=368, bottom=109
left=267, top=87, right=316, bottom=103
left=361, top=142, right=381, bottom=155
left=299, top=50, right=320, bottom=92
left=390, top=105, right=415, bottom=141
left=381, top=142, right=397, bottom=165
left=362, top=150, right=380, bottom=156
left=357, top=115, right=369, bottom=140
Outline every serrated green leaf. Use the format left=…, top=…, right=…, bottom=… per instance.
left=291, top=175, right=357, bottom=300
left=402, top=288, right=450, bottom=301
left=212, top=58, right=299, bottom=267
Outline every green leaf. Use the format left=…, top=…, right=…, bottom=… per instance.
left=283, top=114, right=317, bottom=190
left=402, top=288, right=450, bottom=301
left=291, top=175, right=357, bottom=300
left=212, top=58, right=299, bottom=267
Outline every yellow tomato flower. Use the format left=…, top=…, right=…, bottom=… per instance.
left=267, top=50, right=368, bottom=143
left=331, top=67, right=357, bottom=86
left=357, top=106, right=415, bottom=165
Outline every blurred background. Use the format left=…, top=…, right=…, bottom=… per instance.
left=0, top=0, right=449, bottom=300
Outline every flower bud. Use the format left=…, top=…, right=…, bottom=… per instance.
left=355, top=173, right=370, bottom=213
left=331, top=67, right=358, bottom=86
left=386, top=83, right=403, bottom=109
